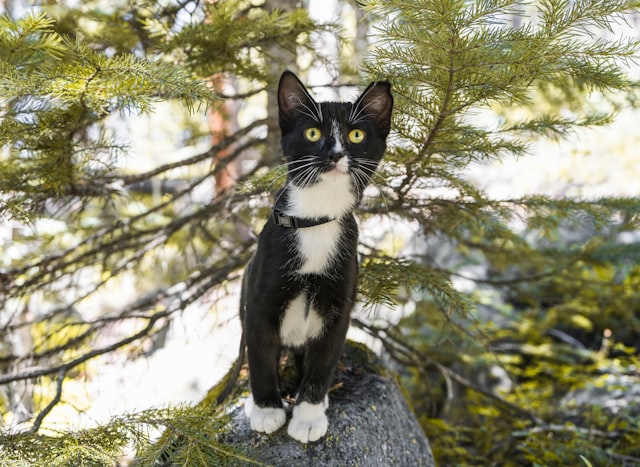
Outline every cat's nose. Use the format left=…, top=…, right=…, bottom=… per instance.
left=328, top=151, right=344, bottom=162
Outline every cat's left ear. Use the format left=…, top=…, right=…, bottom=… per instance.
left=353, top=81, right=394, bottom=137
left=278, top=71, right=322, bottom=130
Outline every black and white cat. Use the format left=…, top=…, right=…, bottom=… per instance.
left=241, top=71, right=393, bottom=443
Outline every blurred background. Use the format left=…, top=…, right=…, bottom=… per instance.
left=2, top=0, right=640, bottom=464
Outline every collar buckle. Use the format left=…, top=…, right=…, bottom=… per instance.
left=273, top=210, right=296, bottom=228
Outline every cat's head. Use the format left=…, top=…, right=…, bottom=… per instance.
left=277, top=71, right=393, bottom=197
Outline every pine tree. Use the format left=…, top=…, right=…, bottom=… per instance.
left=2, top=0, right=640, bottom=465
left=356, top=0, right=640, bottom=464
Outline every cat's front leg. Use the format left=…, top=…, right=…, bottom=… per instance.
left=244, top=315, right=286, bottom=434
left=287, top=311, right=349, bottom=443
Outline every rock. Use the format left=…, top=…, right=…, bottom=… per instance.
left=218, top=341, right=435, bottom=466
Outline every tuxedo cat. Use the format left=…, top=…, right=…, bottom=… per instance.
left=241, top=71, right=393, bottom=443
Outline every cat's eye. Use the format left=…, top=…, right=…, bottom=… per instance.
left=304, top=127, right=322, bottom=142
left=348, top=129, right=366, bottom=144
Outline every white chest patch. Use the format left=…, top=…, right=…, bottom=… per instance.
left=280, top=293, right=324, bottom=347
left=296, top=221, right=342, bottom=274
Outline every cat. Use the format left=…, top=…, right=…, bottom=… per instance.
left=241, top=70, right=393, bottom=443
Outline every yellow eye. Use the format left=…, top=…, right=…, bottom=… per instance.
left=304, top=127, right=322, bottom=142
left=349, top=129, right=366, bottom=144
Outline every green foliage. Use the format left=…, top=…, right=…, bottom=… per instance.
left=0, top=11, right=216, bottom=221
left=166, top=0, right=329, bottom=82
left=0, top=1, right=326, bottom=463
left=0, top=404, right=261, bottom=467
left=358, top=0, right=640, bottom=464
left=359, top=255, right=474, bottom=316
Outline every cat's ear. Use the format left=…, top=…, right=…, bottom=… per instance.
left=278, top=71, right=322, bottom=129
left=352, top=81, right=393, bottom=137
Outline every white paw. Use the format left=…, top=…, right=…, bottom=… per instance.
left=287, top=401, right=328, bottom=443
left=244, top=394, right=255, bottom=418
left=244, top=395, right=286, bottom=434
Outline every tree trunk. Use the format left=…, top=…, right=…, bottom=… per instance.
left=208, top=74, right=240, bottom=198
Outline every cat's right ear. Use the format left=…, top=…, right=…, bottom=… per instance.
left=278, top=71, right=322, bottom=130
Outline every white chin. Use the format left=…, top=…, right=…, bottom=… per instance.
left=320, top=167, right=349, bottom=180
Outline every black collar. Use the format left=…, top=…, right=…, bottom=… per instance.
left=271, top=209, right=336, bottom=229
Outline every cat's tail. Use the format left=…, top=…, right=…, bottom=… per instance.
left=213, top=256, right=252, bottom=406
left=213, top=331, right=246, bottom=406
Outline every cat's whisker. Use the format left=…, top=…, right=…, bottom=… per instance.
left=357, top=163, right=389, bottom=190
left=352, top=167, right=390, bottom=215
left=351, top=167, right=372, bottom=191
left=298, top=166, right=320, bottom=190
left=274, top=163, right=315, bottom=206
left=351, top=160, right=390, bottom=215
left=284, top=157, right=319, bottom=177
left=289, top=160, right=320, bottom=176
left=272, top=177, right=293, bottom=208
left=353, top=158, right=380, bottom=169
left=293, top=169, right=311, bottom=188
left=292, top=163, right=321, bottom=186
left=264, top=171, right=288, bottom=193
left=266, top=156, right=314, bottom=179
left=294, top=96, right=323, bottom=123
left=264, top=162, right=288, bottom=192
left=295, top=81, right=324, bottom=123
left=269, top=157, right=323, bottom=208
left=264, top=158, right=317, bottom=193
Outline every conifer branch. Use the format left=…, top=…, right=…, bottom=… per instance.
left=111, top=120, right=266, bottom=186
left=0, top=246, right=249, bottom=387
left=352, top=317, right=544, bottom=424
left=28, top=368, right=66, bottom=434
left=0, top=312, right=167, bottom=385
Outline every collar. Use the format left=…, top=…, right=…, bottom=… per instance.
left=271, top=209, right=336, bottom=229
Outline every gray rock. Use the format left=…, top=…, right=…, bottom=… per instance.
left=220, top=341, right=434, bottom=467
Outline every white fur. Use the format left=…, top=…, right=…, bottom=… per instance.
left=280, top=293, right=324, bottom=347
left=335, top=156, right=349, bottom=174
left=331, top=119, right=344, bottom=154
left=296, top=221, right=343, bottom=274
left=288, top=167, right=355, bottom=274
left=287, top=400, right=329, bottom=443
left=288, top=167, right=354, bottom=219
left=244, top=394, right=286, bottom=434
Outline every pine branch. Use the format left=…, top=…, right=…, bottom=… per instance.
left=359, top=253, right=474, bottom=316
left=1, top=138, right=263, bottom=302
left=1, top=404, right=262, bottom=466
left=110, top=120, right=266, bottom=186
left=28, top=368, right=66, bottom=434
left=0, top=245, right=249, bottom=388
left=0, top=12, right=221, bottom=222
left=352, top=317, right=544, bottom=424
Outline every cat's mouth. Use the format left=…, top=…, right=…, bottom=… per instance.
left=324, top=156, right=350, bottom=176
